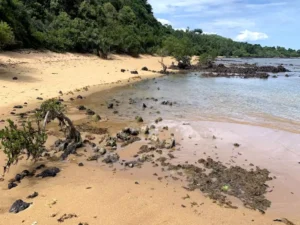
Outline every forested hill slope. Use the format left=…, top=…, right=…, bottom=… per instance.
left=0, top=0, right=299, bottom=58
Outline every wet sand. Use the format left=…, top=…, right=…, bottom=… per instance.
left=0, top=52, right=299, bottom=225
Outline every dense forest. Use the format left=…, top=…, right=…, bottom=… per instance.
left=0, top=0, right=300, bottom=59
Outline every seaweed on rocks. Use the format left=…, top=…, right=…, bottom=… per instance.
left=177, top=158, right=272, bottom=211
left=201, top=64, right=289, bottom=79
left=102, top=153, right=120, bottom=164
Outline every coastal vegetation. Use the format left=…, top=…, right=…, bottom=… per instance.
left=0, top=99, right=82, bottom=172
left=0, top=0, right=299, bottom=59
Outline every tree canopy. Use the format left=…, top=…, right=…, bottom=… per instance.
left=0, top=0, right=299, bottom=58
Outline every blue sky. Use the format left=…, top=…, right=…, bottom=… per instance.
left=148, top=0, right=300, bottom=50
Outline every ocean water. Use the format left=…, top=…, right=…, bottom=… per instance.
left=87, top=58, right=300, bottom=133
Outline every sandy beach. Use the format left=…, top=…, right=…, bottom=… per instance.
left=0, top=51, right=299, bottom=225
left=0, top=51, right=173, bottom=115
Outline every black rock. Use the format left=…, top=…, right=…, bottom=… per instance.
left=15, top=174, right=22, bottom=182
left=77, top=95, right=83, bottom=99
left=77, top=105, right=86, bottom=111
left=20, top=170, right=30, bottom=178
left=122, top=127, right=139, bottom=136
left=12, top=77, right=18, bottom=80
left=36, top=167, right=60, bottom=178
left=13, top=105, right=23, bottom=109
left=141, top=67, right=149, bottom=71
left=135, top=116, right=143, bottom=123
left=36, top=97, right=43, bottom=100
left=8, top=182, right=18, bottom=190
left=86, top=109, right=95, bottom=115
left=121, top=69, right=126, bottom=73
left=35, top=164, right=46, bottom=170
left=70, top=98, right=74, bottom=101
left=78, top=163, right=84, bottom=167
left=142, top=103, right=147, bottom=108
left=107, top=103, right=114, bottom=109
left=9, top=200, right=30, bottom=213
left=131, top=70, right=138, bottom=74
left=27, top=192, right=38, bottom=199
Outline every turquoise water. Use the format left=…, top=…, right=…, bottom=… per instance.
left=88, top=58, right=300, bottom=133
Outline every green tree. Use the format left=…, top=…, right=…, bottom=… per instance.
left=118, top=6, right=136, bottom=24
left=0, top=21, right=14, bottom=49
left=163, top=36, right=194, bottom=68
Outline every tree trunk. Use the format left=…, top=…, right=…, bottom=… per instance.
left=46, top=111, right=82, bottom=160
left=158, top=57, right=167, bottom=73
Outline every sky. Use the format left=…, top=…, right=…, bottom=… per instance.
left=148, top=0, right=300, bottom=50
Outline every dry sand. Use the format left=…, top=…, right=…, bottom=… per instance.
left=0, top=51, right=298, bottom=225
left=0, top=50, right=173, bottom=115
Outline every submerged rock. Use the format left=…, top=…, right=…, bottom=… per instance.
left=36, top=167, right=60, bottom=178
left=92, top=114, right=101, bottom=122
left=106, top=137, right=117, bottom=147
left=164, top=138, right=176, bottom=149
left=155, top=117, right=163, bottom=123
left=87, top=154, right=100, bottom=161
left=107, top=103, right=114, bottom=109
left=99, top=148, right=107, bottom=155
left=122, top=127, right=139, bottom=136
left=135, top=116, right=144, bottom=123
left=117, top=132, right=129, bottom=142
left=150, top=134, right=159, bottom=143
left=103, top=153, right=120, bottom=164
left=86, top=109, right=95, bottom=115
left=9, top=200, right=30, bottom=213
left=140, top=126, right=150, bottom=135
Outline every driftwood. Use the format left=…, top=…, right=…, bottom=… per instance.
left=158, top=57, right=167, bottom=73
left=44, top=110, right=82, bottom=160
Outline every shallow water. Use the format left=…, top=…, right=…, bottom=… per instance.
left=87, top=58, right=300, bottom=133
left=82, top=58, right=300, bottom=219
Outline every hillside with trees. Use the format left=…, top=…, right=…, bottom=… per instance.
left=1, top=0, right=300, bottom=59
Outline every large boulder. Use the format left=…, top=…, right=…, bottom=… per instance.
left=36, top=167, right=60, bottom=178
left=9, top=200, right=30, bottom=213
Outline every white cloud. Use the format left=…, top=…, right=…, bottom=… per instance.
left=212, top=19, right=255, bottom=29
left=148, top=0, right=237, bottom=13
left=203, top=31, right=217, bottom=35
left=235, top=30, right=269, bottom=41
left=157, top=18, right=172, bottom=25
left=174, top=27, right=186, bottom=31
left=246, top=2, right=287, bottom=9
